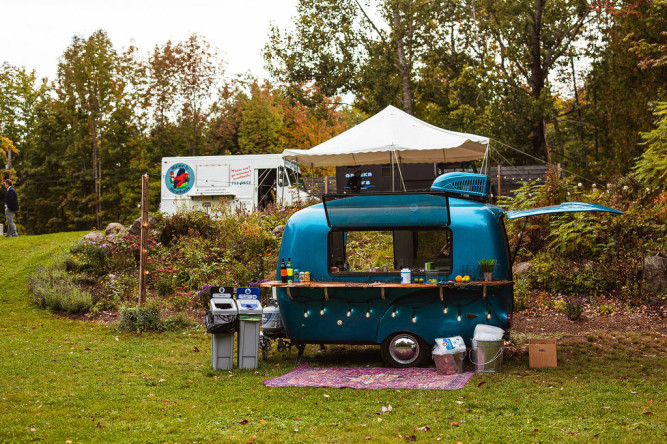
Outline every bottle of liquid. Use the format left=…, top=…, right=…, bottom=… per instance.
left=280, top=258, right=287, bottom=283
left=287, top=257, right=294, bottom=283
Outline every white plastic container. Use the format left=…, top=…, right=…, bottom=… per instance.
left=434, top=336, right=466, bottom=352
left=473, top=324, right=505, bottom=341
left=401, top=268, right=411, bottom=284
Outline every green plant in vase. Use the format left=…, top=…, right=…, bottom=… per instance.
left=479, top=259, right=497, bottom=281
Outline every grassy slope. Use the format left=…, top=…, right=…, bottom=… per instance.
left=0, top=233, right=664, bottom=443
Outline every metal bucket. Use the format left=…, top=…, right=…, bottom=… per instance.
left=433, top=351, right=466, bottom=375
left=470, top=339, right=503, bottom=373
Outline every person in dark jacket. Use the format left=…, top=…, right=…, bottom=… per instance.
left=3, top=178, right=18, bottom=237
left=347, top=170, right=363, bottom=193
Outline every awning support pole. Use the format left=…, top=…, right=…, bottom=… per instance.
left=391, top=151, right=395, bottom=192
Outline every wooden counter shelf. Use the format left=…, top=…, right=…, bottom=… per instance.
left=260, top=280, right=513, bottom=300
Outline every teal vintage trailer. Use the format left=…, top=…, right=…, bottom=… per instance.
left=262, top=172, right=621, bottom=367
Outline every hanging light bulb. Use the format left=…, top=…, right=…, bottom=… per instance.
left=487, top=312, right=491, bottom=320
left=443, top=301, right=448, bottom=314
left=304, top=306, right=308, bottom=318
left=347, top=306, right=351, bottom=317
left=412, top=309, right=417, bottom=323
left=366, top=305, right=371, bottom=318
left=320, top=305, right=325, bottom=316
left=391, top=307, right=396, bottom=318
left=457, top=309, right=461, bottom=322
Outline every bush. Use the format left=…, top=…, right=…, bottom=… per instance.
left=118, top=303, right=162, bottom=332
left=599, top=303, right=615, bottom=316
left=98, top=273, right=137, bottom=309
left=564, top=297, right=584, bottom=321
left=161, top=313, right=198, bottom=331
left=501, top=164, right=667, bottom=302
left=524, top=253, right=614, bottom=296
left=64, top=233, right=111, bottom=276
left=513, top=276, right=530, bottom=311
left=28, top=262, right=93, bottom=314
left=157, top=210, right=214, bottom=246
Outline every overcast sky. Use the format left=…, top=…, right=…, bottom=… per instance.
left=0, top=0, right=299, bottom=81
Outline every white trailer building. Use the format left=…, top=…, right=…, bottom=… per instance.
left=160, top=154, right=310, bottom=214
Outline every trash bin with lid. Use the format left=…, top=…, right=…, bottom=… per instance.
left=204, top=286, right=238, bottom=370
left=236, top=287, right=263, bottom=369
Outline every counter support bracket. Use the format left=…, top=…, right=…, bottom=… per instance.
left=381, top=287, right=386, bottom=300
left=324, top=287, right=329, bottom=300
left=287, top=287, right=293, bottom=300
left=439, top=287, right=444, bottom=301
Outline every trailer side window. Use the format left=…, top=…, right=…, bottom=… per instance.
left=328, top=228, right=452, bottom=274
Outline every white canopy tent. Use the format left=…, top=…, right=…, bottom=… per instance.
left=283, top=105, right=489, bottom=166
left=282, top=105, right=490, bottom=190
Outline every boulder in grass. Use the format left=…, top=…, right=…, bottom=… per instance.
left=129, top=215, right=157, bottom=235
left=105, top=223, right=128, bottom=242
left=644, top=253, right=667, bottom=294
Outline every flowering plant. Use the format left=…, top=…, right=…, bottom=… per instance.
left=564, top=296, right=584, bottom=321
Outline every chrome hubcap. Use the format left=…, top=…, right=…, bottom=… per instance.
left=389, top=334, right=420, bottom=365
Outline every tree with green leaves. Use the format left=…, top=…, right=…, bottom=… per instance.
left=146, top=34, right=224, bottom=156
left=634, top=102, right=667, bottom=192
left=571, top=0, right=667, bottom=177
left=466, top=0, right=594, bottom=162
left=265, top=0, right=455, bottom=116
left=0, top=63, right=50, bottom=179
left=56, top=30, right=132, bottom=228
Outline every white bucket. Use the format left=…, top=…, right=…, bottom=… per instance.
left=400, top=268, right=411, bottom=284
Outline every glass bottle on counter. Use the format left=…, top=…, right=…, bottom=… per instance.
left=287, top=257, right=293, bottom=283
left=280, top=258, right=287, bottom=283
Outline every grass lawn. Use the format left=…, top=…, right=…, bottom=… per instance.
left=0, top=233, right=665, bottom=443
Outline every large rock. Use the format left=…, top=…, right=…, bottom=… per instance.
left=513, top=261, right=532, bottom=275
left=105, top=222, right=128, bottom=242
left=644, top=253, right=667, bottom=294
left=129, top=215, right=157, bottom=235
left=272, top=225, right=285, bottom=240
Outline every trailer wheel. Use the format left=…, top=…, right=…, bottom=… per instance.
left=380, top=332, right=429, bottom=368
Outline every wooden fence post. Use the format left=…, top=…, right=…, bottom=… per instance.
left=138, top=174, right=149, bottom=306
left=497, top=165, right=502, bottom=197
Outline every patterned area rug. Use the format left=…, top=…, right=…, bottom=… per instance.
left=263, top=363, right=474, bottom=390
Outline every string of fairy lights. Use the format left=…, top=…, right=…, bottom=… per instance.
left=296, top=290, right=500, bottom=324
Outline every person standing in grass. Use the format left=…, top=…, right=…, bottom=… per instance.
left=3, top=178, right=18, bottom=237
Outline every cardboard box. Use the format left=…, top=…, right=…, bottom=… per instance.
left=529, top=339, right=557, bottom=368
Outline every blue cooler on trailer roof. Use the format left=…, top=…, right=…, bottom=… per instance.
left=236, top=287, right=263, bottom=369
left=206, top=287, right=237, bottom=371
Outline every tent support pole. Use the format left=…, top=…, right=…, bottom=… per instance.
left=396, top=155, right=407, bottom=191
left=391, top=151, right=395, bottom=192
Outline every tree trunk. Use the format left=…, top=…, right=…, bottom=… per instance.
left=90, top=118, right=101, bottom=229
left=529, top=0, right=547, bottom=158
left=393, top=8, right=413, bottom=115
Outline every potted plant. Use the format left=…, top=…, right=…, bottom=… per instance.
left=478, top=259, right=497, bottom=281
